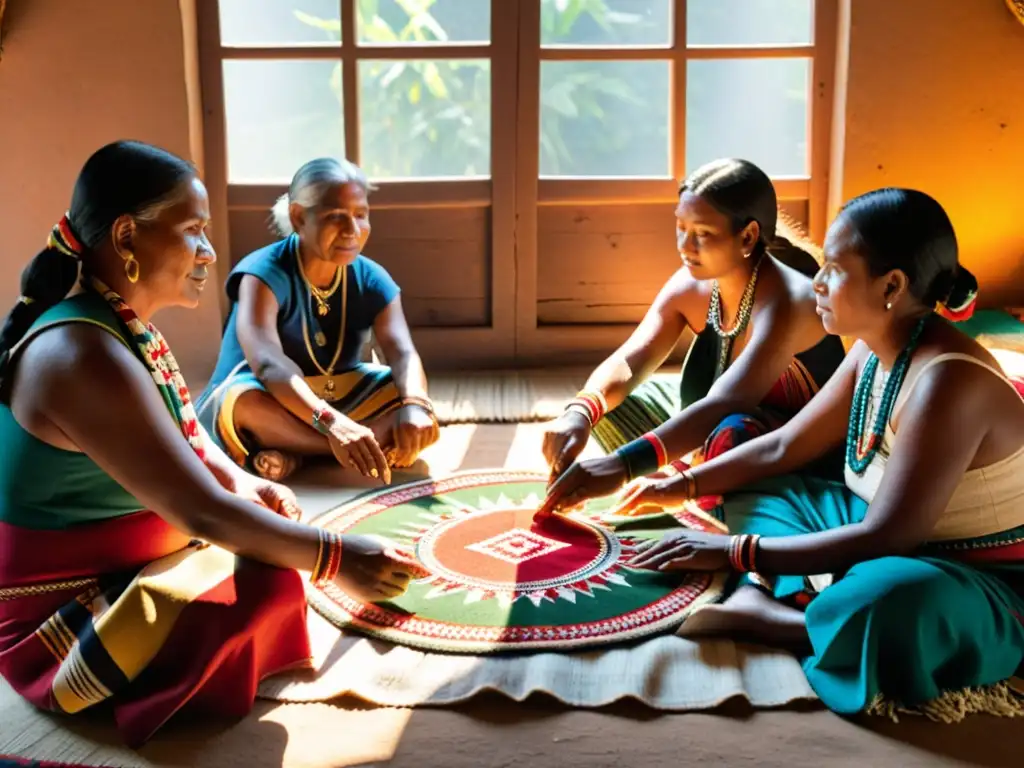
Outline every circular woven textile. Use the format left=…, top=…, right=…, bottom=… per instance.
left=307, top=470, right=727, bottom=653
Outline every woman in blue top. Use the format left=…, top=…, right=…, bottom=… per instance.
left=199, top=158, right=438, bottom=483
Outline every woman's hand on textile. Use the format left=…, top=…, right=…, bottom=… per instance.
left=541, top=411, right=593, bottom=485
left=336, top=534, right=431, bottom=603
left=613, top=474, right=694, bottom=517
left=627, top=530, right=730, bottom=572
left=327, top=414, right=391, bottom=484
left=537, top=454, right=629, bottom=518
left=232, top=472, right=303, bottom=521
left=389, top=404, right=439, bottom=468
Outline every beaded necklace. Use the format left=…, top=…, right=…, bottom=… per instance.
left=845, top=315, right=929, bottom=475
left=707, top=256, right=762, bottom=375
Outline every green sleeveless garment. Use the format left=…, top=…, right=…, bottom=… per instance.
left=0, top=293, right=144, bottom=530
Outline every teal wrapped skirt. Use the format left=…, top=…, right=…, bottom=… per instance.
left=723, top=475, right=1024, bottom=717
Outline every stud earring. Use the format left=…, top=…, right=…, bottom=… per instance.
left=885, top=301, right=892, bottom=311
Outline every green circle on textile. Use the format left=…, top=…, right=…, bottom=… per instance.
left=308, top=470, right=727, bottom=653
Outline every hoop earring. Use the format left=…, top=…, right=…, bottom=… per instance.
left=123, top=253, right=140, bottom=284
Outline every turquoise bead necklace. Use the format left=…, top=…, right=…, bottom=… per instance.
left=846, top=314, right=929, bottom=475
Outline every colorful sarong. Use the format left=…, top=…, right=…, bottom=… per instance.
left=197, top=362, right=401, bottom=469
left=0, top=513, right=310, bottom=747
left=0, top=283, right=312, bottom=746
left=722, top=475, right=1024, bottom=719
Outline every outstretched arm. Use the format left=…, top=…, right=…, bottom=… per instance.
left=373, top=297, right=439, bottom=465
left=580, top=270, right=690, bottom=410
left=614, top=347, right=858, bottom=518
left=37, top=325, right=321, bottom=570
left=686, top=345, right=859, bottom=496
left=373, top=297, right=428, bottom=401
left=235, top=275, right=328, bottom=425
left=751, top=361, right=990, bottom=575
left=541, top=271, right=691, bottom=481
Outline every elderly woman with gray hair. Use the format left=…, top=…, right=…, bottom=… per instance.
left=198, top=158, right=438, bottom=483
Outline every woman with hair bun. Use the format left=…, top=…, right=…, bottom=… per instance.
left=616, top=188, right=1024, bottom=719
left=541, top=158, right=846, bottom=513
left=0, top=142, right=426, bottom=745
left=198, top=157, right=438, bottom=483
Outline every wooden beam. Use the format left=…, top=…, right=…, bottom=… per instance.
left=514, top=0, right=542, bottom=350
left=538, top=46, right=674, bottom=61
left=340, top=0, right=359, bottom=164
left=809, top=0, right=840, bottom=243
left=226, top=180, right=492, bottom=210
left=196, top=0, right=233, bottom=320
left=218, top=44, right=490, bottom=59
left=684, top=44, right=815, bottom=59
left=488, top=0, right=519, bottom=357
left=536, top=177, right=810, bottom=205
left=671, top=0, right=688, bottom=183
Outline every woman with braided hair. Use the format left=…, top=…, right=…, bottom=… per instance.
left=541, top=158, right=846, bottom=515
left=0, top=141, right=425, bottom=746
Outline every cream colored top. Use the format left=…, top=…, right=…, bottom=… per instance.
left=844, top=353, right=1024, bottom=541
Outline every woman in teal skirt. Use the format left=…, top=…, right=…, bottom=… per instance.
left=588, top=188, right=1024, bottom=720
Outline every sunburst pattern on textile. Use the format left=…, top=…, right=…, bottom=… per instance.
left=308, top=470, right=725, bottom=653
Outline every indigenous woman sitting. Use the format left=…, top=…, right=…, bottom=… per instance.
left=0, top=142, right=426, bottom=747
left=607, top=189, right=1024, bottom=719
left=541, top=158, right=846, bottom=512
left=198, top=158, right=438, bottom=483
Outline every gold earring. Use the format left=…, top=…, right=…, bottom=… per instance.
left=123, top=253, right=140, bottom=283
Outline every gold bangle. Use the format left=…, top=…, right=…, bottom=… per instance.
left=681, top=469, right=697, bottom=499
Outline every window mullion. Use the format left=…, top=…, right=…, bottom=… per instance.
left=341, top=0, right=359, bottom=164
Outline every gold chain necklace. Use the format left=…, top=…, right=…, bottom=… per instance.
left=707, top=257, right=763, bottom=374
left=296, top=248, right=348, bottom=400
left=296, top=245, right=343, bottom=316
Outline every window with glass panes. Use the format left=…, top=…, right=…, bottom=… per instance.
left=199, top=1, right=836, bottom=367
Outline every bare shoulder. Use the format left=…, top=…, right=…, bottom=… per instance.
left=911, top=321, right=1021, bottom=401
left=657, top=266, right=708, bottom=316
left=766, top=256, right=820, bottom=309
left=751, top=257, right=825, bottom=344
left=896, top=321, right=1024, bottom=457
left=11, top=324, right=142, bottom=449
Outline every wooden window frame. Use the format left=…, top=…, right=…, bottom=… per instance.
left=198, top=0, right=837, bottom=368
left=515, top=0, right=838, bottom=362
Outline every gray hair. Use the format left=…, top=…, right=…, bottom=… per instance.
left=270, top=157, right=373, bottom=237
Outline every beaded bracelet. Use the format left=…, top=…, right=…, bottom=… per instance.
left=615, top=431, right=668, bottom=481
left=727, top=534, right=761, bottom=573
left=311, top=529, right=343, bottom=585
left=565, top=390, right=608, bottom=426
left=311, top=400, right=336, bottom=436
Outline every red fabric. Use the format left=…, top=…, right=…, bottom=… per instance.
left=0, top=757, right=112, bottom=768
left=0, top=514, right=311, bottom=748
left=0, top=512, right=191, bottom=587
